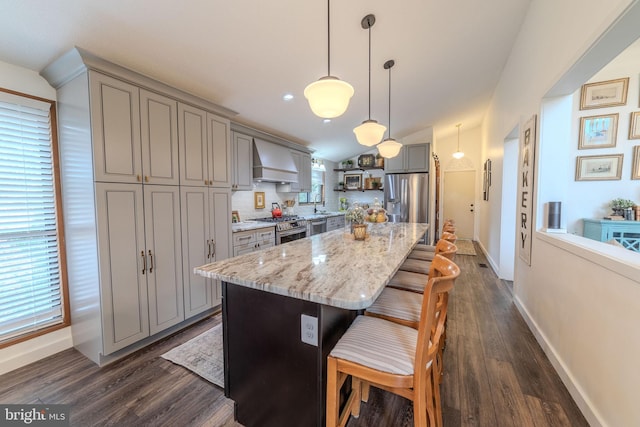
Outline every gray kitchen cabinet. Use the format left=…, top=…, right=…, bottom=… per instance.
left=42, top=47, right=235, bottom=366
left=233, top=227, right=275, bottom=256
left=90, top=72, right=142, bottom=183
left=95, top=183, right=184, bottom=354
left=140, top=89, right=180, bottom=185
left=326, top=215, right=345, bottom=232
left=181, top=187, right=232, bottom=313
left=178, top=104, right=231, bottom=188
left=384, top=143, right=430, bottom=173
left=298, top=151, right=312, bottom=192
left=90, top=73, right=181, bottom=185
left=232, top=131, right=253, bottom=191
left=208, top=113, right=232, bottom=188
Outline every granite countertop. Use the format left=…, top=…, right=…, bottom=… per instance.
left=231, top=222, right=276, bottom=232
left=195, top=222, right=428, bottom=310
left=302, top=212, right=344, bottom=220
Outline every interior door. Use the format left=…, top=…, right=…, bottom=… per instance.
left=443, top=170, right=476, bottom=239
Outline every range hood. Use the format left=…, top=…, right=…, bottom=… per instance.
left=253, top=139, right=298, bottom=183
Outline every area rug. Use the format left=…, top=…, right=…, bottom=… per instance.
left=455, top=239, right=477, bottom=255
left=162, top=323, right=224, bottom=388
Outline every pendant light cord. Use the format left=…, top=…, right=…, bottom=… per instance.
left=387, top=65, right=392, bottom=138
left=367, top=22, right=372, bottom=119
left=327, top=0, right=331, bottom=76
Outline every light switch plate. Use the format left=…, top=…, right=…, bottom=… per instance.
left=301, top=314, right=318, bottom=346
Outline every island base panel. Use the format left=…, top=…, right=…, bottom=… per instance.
left=222, top=282, right=357, bottom=427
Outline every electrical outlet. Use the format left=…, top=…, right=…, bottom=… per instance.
left=301, top=314, right=318, bottom=346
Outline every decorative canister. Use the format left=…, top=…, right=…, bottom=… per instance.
left=634, top=206, right=640, bottom=221
left=353, top=224, right=368, bottom=240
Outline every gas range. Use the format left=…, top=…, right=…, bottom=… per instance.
left=253, top=216, right=308, bottom=232
left=253, top=216, right=308, bottom=244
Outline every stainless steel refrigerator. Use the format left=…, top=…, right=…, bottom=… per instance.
left=384, top=173, right=429, bottom=240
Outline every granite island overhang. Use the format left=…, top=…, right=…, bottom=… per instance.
left=194, top=222, right=428, bottom=427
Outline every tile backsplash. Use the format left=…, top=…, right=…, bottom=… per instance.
left=231, top=159, right=385, bottom=220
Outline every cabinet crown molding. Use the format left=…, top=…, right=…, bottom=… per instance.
left=40, top=46, right=238, bottom=119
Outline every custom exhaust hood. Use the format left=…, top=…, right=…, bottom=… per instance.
left=252, top=138, right=298, bottom=183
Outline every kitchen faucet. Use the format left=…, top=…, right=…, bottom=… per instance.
left=313, top=194, right=323, bottom=213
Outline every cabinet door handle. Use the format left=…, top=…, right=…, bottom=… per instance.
left=141, top=250, right=146, bottom=274
left=145, top=175, right=149, bottom=182
left=148, top=250, right=154, bottom=273
left=206, top=239, right=211, bottom=259
left=238, top=236, right=251, bottom=241
left=211, top=241, right=216, bottom=258
left=137, top=174, right=142, bottom=182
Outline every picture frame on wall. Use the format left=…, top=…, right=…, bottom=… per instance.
left=578, top=113, right=618, bottom=149
left=254, top=191, right=265, bottom=209
left=232, top=210, right=240, bottom=223
left=632, top=146, right=640, bottom=180
left=344, top=173, right=362, bottom=190
left=575, top=154, right=623, bottom=181
left=629, top=111, right=640, bottom=140
left=579, top=77, right=629, bottom=110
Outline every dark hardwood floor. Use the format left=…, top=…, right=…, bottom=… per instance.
left=0, top=244, right=588, bottom=426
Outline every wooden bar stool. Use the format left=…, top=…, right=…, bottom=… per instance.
left=326, top=255, right=459, bottom=427
left=408, top=240, right=457, bottom=262
left=399, top=241, right=457, bottom=276
left=413, top=232, right=457, bottom=252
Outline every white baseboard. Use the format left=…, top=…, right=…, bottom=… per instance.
left=0, top=327, right=73, bottom=376
left=476, top=240, right=499, bottom=274
left=513, top=296, right=604, bottom=427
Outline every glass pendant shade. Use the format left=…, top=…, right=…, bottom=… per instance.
left=377, top=138, right=402, bottom=158
left=354, top=119, right=386, bottom=146
left=304, top=77, right=354, bottom=119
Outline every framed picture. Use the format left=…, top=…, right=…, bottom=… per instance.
left=629, top=111, right=640, bottom=140
left=231, top=210, right=240, bottom=223
left=575, top=154, right=623, bottom=181
left=344, top=173, right=362, bottom=190
left=632, top=146, right=640, bottom=180
left=578, top=113, right=618, bottom=149
left=254, top=191, right=265, bottom=209
left=482, top=159, right=492, bottom=201
left=579, top=77, right=629, bottom=110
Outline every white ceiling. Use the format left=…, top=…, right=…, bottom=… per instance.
left=0, top=0, right=531, bottom=161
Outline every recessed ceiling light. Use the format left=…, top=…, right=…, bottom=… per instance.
left=323, top=119, right=331, bottom=124
left=283, top=93, right=294, bottom=101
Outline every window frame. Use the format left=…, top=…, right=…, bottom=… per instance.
left=298, top=168, right=325, bottom=205
left=0, top=87, right=70, bottom=349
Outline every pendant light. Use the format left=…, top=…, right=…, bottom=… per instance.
left=353, top=14, right=386, bottom=146
left=377, top=60, right=402, bottom=158
left=304, top=0, right=354, bottom=119
left=453, top=123, right=464, bottom=159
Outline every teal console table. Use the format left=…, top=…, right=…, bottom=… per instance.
left=583, top=219, right=640, bottom=252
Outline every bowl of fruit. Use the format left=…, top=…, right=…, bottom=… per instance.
left=365, top=207, right=388, bottom=223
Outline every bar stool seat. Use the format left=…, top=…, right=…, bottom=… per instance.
left=399, top=258, right=431, bottom=275
left=387, top=270, right=429, bottom=293
left=365, top=287, right=422, bottom=329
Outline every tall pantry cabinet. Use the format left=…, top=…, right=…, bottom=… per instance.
left=42, top=48, right=236, bottom=365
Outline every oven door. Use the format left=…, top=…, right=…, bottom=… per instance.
left=277, top=227, right=307, bottom=245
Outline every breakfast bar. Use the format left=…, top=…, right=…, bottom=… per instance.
left=195, top=222, right=428, bottom=427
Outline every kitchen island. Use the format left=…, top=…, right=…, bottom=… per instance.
left=195, top=222, right=428, bottom=427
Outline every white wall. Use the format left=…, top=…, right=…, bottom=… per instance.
left=481, top=1, right=640, bottom=426
left=0, top=60, right=73, bottom=375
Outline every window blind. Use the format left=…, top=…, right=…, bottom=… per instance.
left=0, top=90, right=65, bottom=344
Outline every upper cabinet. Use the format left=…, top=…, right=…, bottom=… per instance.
left=90, top=72, right=143, bottom=183
left=140, top=89, right=179, bottom=185
left=384, top=143, right=430, bottom=173
left=298, top=151, right=312, bottom=193
left=90, top=73, right=183, bottom=185
left=231, top=131, right=253, bottom=191
left=178, top=104, right=231, bottom=188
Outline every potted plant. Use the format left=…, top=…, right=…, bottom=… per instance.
left=346, top=160, right=354, bottom=169
left=610, top=198, right=635, bottom=216
left=375, top=153, right=384, bottom=167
